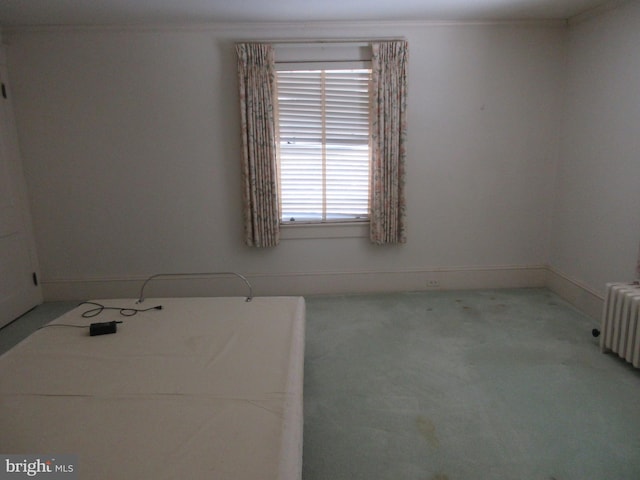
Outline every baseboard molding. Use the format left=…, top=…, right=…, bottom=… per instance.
left=42, top=264, right=547, bottom=302
left=42, top=265, right=604, bottom=319
left=544, top=267, right=604, bottom=321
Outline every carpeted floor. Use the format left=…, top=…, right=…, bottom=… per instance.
left=2, top=289, right=639, bottom=479
left=302, top=288, right=640, bottom=480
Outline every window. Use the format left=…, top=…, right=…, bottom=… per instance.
left=276, top=67, right=371, bottom=224
left=236, top=40, right=407, bottom=246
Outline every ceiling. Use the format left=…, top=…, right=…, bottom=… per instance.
left=0, top=0, right=615, bottom=27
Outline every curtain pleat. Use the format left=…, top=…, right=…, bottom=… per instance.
left=236, top=43, right=280, bottom=247
left=369, top=41, right=408, bottom=245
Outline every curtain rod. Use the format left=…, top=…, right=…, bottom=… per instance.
left=238, top=38, right=406, bottom=46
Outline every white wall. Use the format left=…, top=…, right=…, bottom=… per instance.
left=5, top=22, right=565, bottom=299
left=550, top=1, right=640, bottom=304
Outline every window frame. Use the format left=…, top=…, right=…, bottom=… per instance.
left=274, top=55, right=373, bottom=228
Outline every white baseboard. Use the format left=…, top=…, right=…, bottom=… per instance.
left=250, top=265, right=548, bottom=296
left=42, top=264, right=603, bottom=320
left=544, top=267, right=604, bottom=321
left=42, top=264, right=547, bottom=302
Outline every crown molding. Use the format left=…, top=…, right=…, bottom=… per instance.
left=568, top=0, right=630, bottom=27
left=1, top=17, right=567, bottom=35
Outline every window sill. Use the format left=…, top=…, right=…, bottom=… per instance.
left=280, top=221, right=369, bottom=240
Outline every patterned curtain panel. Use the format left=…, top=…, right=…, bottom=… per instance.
left=236, top=43, right=280, bottom=247
left=370, top=41, right=409, bottom=245
left=636, top=240, right=640, bottom=280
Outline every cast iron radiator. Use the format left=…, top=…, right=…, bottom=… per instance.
left=600, top=282, right=640, bottom=368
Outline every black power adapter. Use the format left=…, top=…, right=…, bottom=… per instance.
left=89, top=321, right=122, bottom=336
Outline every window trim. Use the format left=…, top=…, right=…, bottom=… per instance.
left=280, top=220, right=369, bottom=239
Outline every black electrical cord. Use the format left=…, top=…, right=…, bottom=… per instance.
left=79, top=301, right=163, bottom=318
left=38, top=302, right=163, bottom=331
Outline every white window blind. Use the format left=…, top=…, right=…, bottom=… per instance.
left=276, top=68, right=371, bottom=223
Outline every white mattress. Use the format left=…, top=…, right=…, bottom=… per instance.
left=0, top=296, right=305, bottom=480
